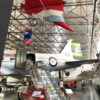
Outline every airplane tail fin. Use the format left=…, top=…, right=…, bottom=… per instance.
left=61, top=40, right=83, bottom=60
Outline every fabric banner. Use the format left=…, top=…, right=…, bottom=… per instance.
left=24, top=28, right=32, bottom=44
left=20, top=0, right=73, bottom=32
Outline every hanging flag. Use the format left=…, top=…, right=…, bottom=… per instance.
left=20, top=0, right=73, bottom=32
left=24, top=28, right=32, bottom=44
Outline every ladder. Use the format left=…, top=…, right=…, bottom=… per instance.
left=37, top=69, right=66, bottom=100
left=26, top=60, right=66, bottom=100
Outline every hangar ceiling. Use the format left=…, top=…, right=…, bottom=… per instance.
left=5, top=0, right=100, bottom=59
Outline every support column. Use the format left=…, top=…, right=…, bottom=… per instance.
left=0, top=0, right=13, bottom=67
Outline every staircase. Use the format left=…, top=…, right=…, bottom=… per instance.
left=37, top=69, right=66, bottom=100
left=26, top=60, right=66, bottom=100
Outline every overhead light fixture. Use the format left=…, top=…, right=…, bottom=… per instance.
left=30, top=18, right=37, bottom=26
left=9, top=26, right=15, bottom=30
left=16, top=34, right=20, bottom=38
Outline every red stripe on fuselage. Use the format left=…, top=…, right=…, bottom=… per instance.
left=3, top=54, right=15, bottom=57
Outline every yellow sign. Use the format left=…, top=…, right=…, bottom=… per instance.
left=46, top=87, right=51, bottom=90
left=71, top=43, right=80, bottom=46
left=72, top=53, right=82, bottom=56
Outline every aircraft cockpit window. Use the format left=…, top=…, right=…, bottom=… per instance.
left=10, top=58, right=15, bottom=60
left=27, top=53, right=35, bottom=64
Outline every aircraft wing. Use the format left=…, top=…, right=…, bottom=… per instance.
left=64, top=71, right=96, bottom=82
left=77, top=71, right=96, bottom=78
left=65, top=59, right=100, bottom=68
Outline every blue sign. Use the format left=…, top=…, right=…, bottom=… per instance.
left=24, top=28, right=32, bottom=44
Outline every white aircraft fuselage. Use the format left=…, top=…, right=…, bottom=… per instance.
left=35, top=53, right=76, bottom=71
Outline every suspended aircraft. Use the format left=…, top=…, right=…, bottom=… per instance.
left=20, top=0, right=73, bottom=32
left=31, top=39, right=100, bottom=71
left=0, top=39, right=99, bottom=75
left=0, top=39, right=100, bottom=91
left=0, top=39, right=100, bottom=76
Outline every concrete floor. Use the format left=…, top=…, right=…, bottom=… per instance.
left=66, top=86, right=100, bottom=100
left=0, top=86, right=99, bottom=100
left=0, top=91, right=18, bottom=100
